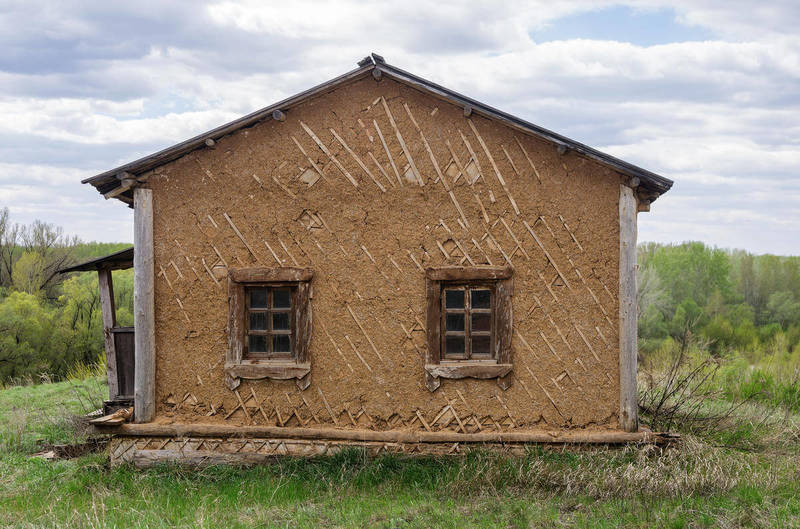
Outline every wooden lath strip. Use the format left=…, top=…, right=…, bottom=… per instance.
left=291, top=135, right=330, bottom=184
left=500, top=218, right=529, bottom=260
left=471, top=237, right=493, bottom=265
left=373, top=119, right=403, bottom=186
left=484, top=230, right=512, bottom=265
left=501, top=145, right=521, bottom=177
left=537, top=270, right=559, bottom=302
left=406, top=249, right=424, bottom=272
left=200, top=258, right=219, bottom=286
left=271, top=175, right=296, bottom=199
left=557, top=214, right=583, bottom=252
left=380, top=97, right=423, bottom=186
left=467, top=119, right=520, bottom=214
left=458, top=130, right=487, bottom=187
left=574, top=324, right=601, bottom=362
left=439, top=220, right=475, bottom=265
left=346, top=305, right=384, bottom=362
left=539, top=331, right=562, bottom=361
left=514, top=136, right=542, bottom=183
left=514, top=329, right=539, bottom=359
left=300, top=121, right=359, bottom=188
left=317, top=387, right=337, bottom=425
left=522, top=220, right=572, bottom=290
left=263, top=240, right=284, bottom=265
left=367, top=151, right=396, bottom=188
left=329, top=128, right=386, bottom=192
left=223, top=213, right=258, bottom=260
left=277, top=237, right=299, bottom=266
left=322, top=326, right=355, bottom=374
left=403, top=103, right=469, bottom=227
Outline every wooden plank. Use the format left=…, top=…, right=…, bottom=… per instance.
left=133, top=187, right=155, bottom=423
left=229, top=267, right=313, bottom=283
left=425, top=265, right=512, bottom=281
left=619, top=183, right=639, bottom=432
left=329, top=128, right=386, bottom=192
left=105, top=423, right=669, bottom=445
left=425, top=363, right=513, bottom=379
left=97, top=268, right=119, bottom=400
left=225, top=362, right=312, bottom=380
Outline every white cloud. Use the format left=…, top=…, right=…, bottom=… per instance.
left=0, top=0, right=797, bottom=254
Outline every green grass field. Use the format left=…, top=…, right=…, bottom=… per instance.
left=1, top=374, right=799, bottom=528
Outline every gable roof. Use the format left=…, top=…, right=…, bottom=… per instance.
left=84, top=53, right=673, bottom=204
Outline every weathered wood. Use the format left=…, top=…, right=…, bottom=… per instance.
left=225, top=362, right=312, bottom=380
left=619, top=184, right=638, bottom=432
left=229, top=267, right=313, bottom=283
left=204, top=138, right=216, bottom=148
left=425, top=266, right=513, bottom=281
left=425, top=363, right=513, bottom=379
left=133, top=187, right=155, bottom=423
left=494, top=277, right=514, bottom=390
left=425, top=274, right=442, bottom=391
left=104, top=423, right=668, bottom=445
left=97, top=268, right=118, bottom=400
left=226, top=276, right=245, bottom=390
left=272, top=109, right=286, bottom=122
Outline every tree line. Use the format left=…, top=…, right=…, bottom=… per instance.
left=0, top=207, right=798, bottom=383
left=0, top=208, right=132, bottom=382
left=638, top=241, right=800, bottom=357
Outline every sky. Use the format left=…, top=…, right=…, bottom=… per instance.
left=0, top=1, right=798, bottom=254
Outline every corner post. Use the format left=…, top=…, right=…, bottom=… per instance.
left=98, top=267, right=118, bottom=400
left=619, top=183, right=638, bottom=432
left=133, top=187, right=155, bottom=423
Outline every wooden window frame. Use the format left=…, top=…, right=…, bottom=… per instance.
left=425, top=266, right=514, bottom=392
left=225, top=267, right=313, bottom=391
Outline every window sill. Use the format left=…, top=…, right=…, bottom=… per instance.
left=425, top=362, right=512, bottom=379
left=424, top=362, right=513, bottom=393
left=224, top=361, right=311, bottom=391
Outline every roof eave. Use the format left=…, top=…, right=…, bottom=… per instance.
left=84, top=55, right=673, bottom=203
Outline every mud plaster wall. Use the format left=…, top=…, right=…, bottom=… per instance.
left=147, top=76, right=623, bottom=432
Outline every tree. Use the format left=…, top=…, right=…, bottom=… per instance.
left=766, top=291, right=800, bottom=328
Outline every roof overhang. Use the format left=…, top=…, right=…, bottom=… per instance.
left=83, top=53, right=672, bottom=205
left=59, top=246, right=134, bottom=273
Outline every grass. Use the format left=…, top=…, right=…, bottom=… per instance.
left=1, top=360, right=799, bottom=528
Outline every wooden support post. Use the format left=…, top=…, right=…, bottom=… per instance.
left=134, top=187, right=155, bottom=423
left=98, top=267, right=118, bottom=400
left=619, top=183, right=638, bottom=432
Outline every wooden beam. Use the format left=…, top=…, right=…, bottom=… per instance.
left=619, top=184, right=638, bottom=432
left=102, top=423, right=672, bottom=446
left=133, top=187, right=155, bottom=423
left=98, top=268, right=118, bottom=400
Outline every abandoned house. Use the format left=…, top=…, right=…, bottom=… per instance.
left=76, top=54, right=674, bottom=466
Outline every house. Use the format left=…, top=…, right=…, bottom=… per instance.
left=83, top=54, right=674, bottom=466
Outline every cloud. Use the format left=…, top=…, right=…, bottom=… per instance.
left=0, top=0, right=797, bottom=254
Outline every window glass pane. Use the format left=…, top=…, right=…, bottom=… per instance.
left=273, top=288, right=291, bottom=309
left=471, top=335, right=491, bottom=356
left=471, top=312, right=491, bottom=332
left=249, top=288, right=268, bottom=308
left=445, top=335, right=465, bottom=356
left=273, top=334, right=291, bottom=353
left=445, top=313, right=465, bottom=332
left=249, top=312, right=268, bottom=331
left=248, top=334, right=267, bottom=353
left=471, top=289, right=491, bottom=309
left=272, top=312, right=290, bottom=330
left=445, top=289, right=464, bottom=309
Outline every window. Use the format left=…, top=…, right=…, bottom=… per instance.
left=225, top=268, right=312, bottom=391
left=245, top=286, right=293, bottom=359
left=425, top=266, right=514, bottom=392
